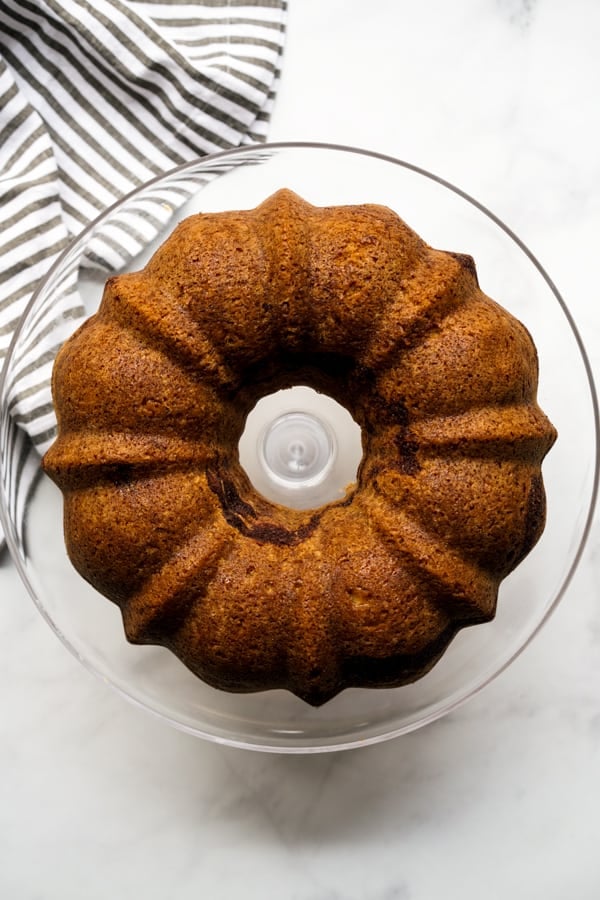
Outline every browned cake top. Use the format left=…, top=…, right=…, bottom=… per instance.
left=43, top=189, right=556, bottom=705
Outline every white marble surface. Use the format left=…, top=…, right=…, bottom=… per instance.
left=2, top=1, right=600, bottom=897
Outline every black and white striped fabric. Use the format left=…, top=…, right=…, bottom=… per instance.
left=0, top=0, right=287, bottom=545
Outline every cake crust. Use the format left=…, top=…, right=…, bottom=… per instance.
left=43, top=190, right=557, bottom=706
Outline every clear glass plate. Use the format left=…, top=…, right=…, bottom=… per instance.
left=1, top=143, right=597, bottom=752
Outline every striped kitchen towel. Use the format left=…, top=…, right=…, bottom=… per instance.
left=0, top=0, right=287, bottom=546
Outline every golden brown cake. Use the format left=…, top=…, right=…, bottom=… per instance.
left=42, top=189, right=557, bottom=706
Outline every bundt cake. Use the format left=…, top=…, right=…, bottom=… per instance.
left=42, top=189, right=557, bottom=706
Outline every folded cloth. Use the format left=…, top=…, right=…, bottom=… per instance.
left=0, top=0, right=287, bottom=545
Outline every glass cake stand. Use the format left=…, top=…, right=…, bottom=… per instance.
left=0, top=143, right=597, bottom=753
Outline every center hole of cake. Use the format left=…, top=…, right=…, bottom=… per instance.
left=239, top=386, right=362, bottom=510
left=263, top=411, right=334, bottom=482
